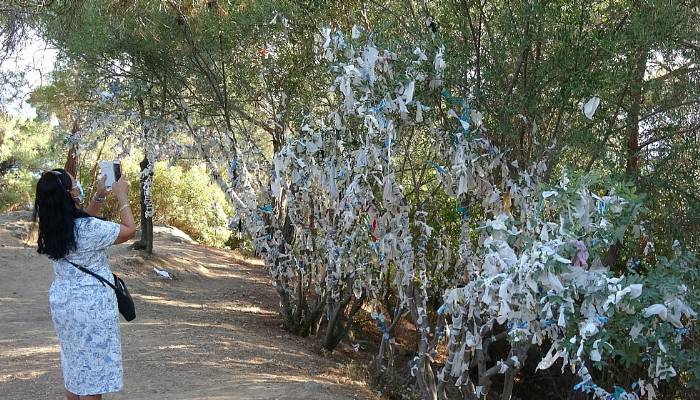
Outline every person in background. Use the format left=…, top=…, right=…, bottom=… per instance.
left=33, top=169, right=136, bottom=400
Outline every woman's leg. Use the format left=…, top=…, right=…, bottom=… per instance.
left=64, top=389, right=79, bottom=400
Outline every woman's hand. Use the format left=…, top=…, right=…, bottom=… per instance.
left=112, top=174, right=130, bottom=204
left=95, top=174, right=108, bottom=198
left=84, top=174, right=109, bottom=217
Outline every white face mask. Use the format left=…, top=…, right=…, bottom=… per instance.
left=72, top=181, right=85, bottom=204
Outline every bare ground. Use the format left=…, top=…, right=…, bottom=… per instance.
left=0, top=211, right=378, bottom=400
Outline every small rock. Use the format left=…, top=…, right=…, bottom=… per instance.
left=123, top=255, right=145, bottom=265
left=303, top=381, right=326, bottom=392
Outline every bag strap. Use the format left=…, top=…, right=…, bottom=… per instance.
left=65, top=260, right=118, bottom=291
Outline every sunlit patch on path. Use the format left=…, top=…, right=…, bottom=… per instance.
left=0, top=211, right=375, bottom=399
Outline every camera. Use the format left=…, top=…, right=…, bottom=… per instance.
left=99, top=160, right=122, bottom=188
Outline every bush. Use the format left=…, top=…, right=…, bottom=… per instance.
left=150, top=162, right=233, bottom=247
left=0, top=116, right=64, bottom=211
left=0, top=169, right=36, bottom=211
left=85, top=159, right=233, bottom=248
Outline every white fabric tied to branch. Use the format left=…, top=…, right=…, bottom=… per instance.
left=643, top=300, right=697, bottom=328
left=148, top=27, right=697, bottom=400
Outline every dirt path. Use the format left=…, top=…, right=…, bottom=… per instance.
left=0, top=212, right=376, bottom=400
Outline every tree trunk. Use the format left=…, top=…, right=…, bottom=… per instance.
left=500, top=346, right=528, bottom=400
left=605, top=47, right=647, bottom=269
left=322, top=288, right=366, bottom=351
left=436, top=311, right=464, bottom=399
left=134, top=97, right=154, bottom=254
left=133, top=156, right=154, bottom=254
left=64, top=120, right=80, bottom=177
left=625, top=48, right=647, bottom=179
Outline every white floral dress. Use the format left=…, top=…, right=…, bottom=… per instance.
left=49, top=217, right=123, bottom=396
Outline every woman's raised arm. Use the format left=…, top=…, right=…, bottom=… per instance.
left=111, top=175, right=136, bottom=244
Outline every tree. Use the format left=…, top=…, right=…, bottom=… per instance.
left=14, top=2, right=700, bottom=398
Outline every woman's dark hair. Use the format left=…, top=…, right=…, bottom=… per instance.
left=33, top=168, right=89, bottom=260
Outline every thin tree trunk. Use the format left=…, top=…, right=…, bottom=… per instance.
left=64, top=120, right=80, bottom=177
left=500, top=346, right=527, bottom=400
left=625, top=48, right=647, bottom=178
left=134, top=97, right=154, bottom=254
left=437, top=311, right=464, bottom=399
left=133, top=156, right=154, bottom=254
left=605, top=47, right=647, bottom=269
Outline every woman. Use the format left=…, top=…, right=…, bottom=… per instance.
left=34, top=168, right=136, bottom=400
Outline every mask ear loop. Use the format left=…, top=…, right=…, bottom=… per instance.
left=71, top=180, right=84, bottom=201
left=58, top=171, right=83, bottom=204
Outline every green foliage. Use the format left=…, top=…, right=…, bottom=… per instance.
left=85, top=158, right=233, bottom=248
left=149, top=162, right=232, bottom=248
left=0, top=116, right=63, bottom=170
left=0, top=116, right=65, bottom=211
left=0, top=114, right=232, bottom=247
left=0, top=169, right=36, bottom=210
left=584, top=252, right=700, bottom=396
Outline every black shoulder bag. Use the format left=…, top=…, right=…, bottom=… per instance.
left=66, top=260, right=136, bottom=322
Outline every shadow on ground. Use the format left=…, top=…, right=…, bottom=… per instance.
left=0, top=211, right=376, bottom=400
